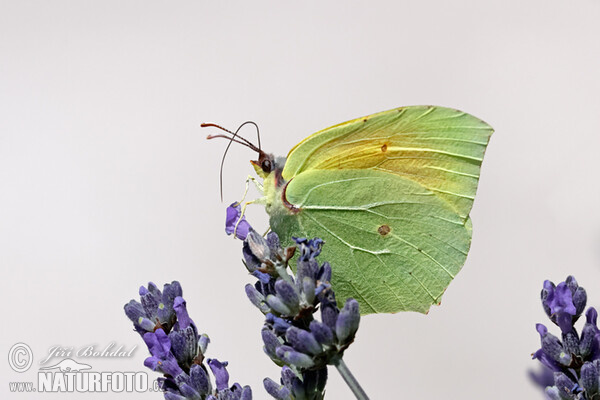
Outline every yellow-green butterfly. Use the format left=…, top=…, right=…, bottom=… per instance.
left=210, top=106, right=493, bottom=315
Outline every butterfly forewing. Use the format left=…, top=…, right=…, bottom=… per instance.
left=282, top=106, right=493, bottom=220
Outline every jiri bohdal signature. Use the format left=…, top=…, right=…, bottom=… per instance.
left=39, top=343, right=137, bottom=365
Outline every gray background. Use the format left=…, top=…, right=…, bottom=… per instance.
left=2, top=1, right=600, bottom=399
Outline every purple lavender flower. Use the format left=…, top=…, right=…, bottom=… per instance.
left=144, top=328, right=192, bottom=382
left=531, top=276, right=600, bottom=399
left=125, top=281, right=252, bottom=399
left=542, top=276, right=587, bottom=334
left=225, top=203, right=252, bottom=240
left=124, top=281, right=182, bottom=335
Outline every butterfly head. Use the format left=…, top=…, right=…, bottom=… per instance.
left=251, top=150, right=274, bottom=175
left=203, top=121, right=287, bottom=198
left=251, top=152, right=285, bottom=180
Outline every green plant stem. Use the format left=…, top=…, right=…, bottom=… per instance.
left=274, top=260, right=295, bottom=285
left=333, top=358, right=370, bottom=400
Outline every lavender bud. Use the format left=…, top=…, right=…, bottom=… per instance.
left=266, top=295, right=292, bottom=316
left=263, top=378, right=292, bottom=400
left=189, top=364, right=211, bottom=395
left=554, top=372, right=580, bottom=399
left=162, top=281, right=183, bottom=302
left=198, top=334, right=210, bottom=355
left=580, top=308, right=599, bottom=358
left=302, top=277, right=316, bottom=305
left=580, top=362, right=599, bottom=396
left=243, top=241, right=261, bottom=272
left=262, top=328, right=282, bottom=361
left=247, top=230, right=271, bottom=262
left=179, top=383, right=201, bottom=399
left=239, top=386, right=253, bottom=400
left=286, top=327, right=323, bottom=355
left=541, top=280, right=555, bottom=319
left=572, top=287, right=587, bottom=320
left=280, top=366, right=296, bottom=388
left=124, top=300, right=145, bottom=322
left=266, top=232, right=280, bottom=254
left=532, top=348, right=561, bottom=373
left=138, top=316, right=157, bottom=332
left=321, top=295, right=339, bottom=331
left=561, top=330, right=579, bottom=359
left=245, top=284, right=271, bottom=314
left=265, top=313, right=292, bottom=335
left=336, top=299, right=360, bottom=343
left=296, top=258, right=319, bottom=283
left=276, top=346, right=315, bottom=369
left=317, top=262, right=332, bottom=283
left=274, top=280, right=300, bottom=314
left=309, top=320, right=334, bottom=346
left=169, top=326, right=198, bottom=368
left=140, top=285, right=160, bottom=319
left=538, top=325, right=571, bottom=367
left=159, top=281, right=182, bottom=323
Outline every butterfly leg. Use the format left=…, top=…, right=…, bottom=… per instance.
left=232, top=175, right=266, bottom=237
left=234, top=199, right=256, bottom=237
left=235, top=199, right=272, bottom=238
left=239, top=175, right=263, bottom=204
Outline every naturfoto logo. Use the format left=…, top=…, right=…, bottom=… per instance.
left=8, top=342, right=151, bottom=394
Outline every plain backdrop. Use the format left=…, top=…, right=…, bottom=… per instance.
left=2, top=1, right=600, bottom=399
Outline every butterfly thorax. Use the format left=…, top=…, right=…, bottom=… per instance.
left=254, top=155, right=296, bottom=218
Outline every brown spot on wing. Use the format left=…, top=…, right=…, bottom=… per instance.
left=381, top=144, right=388, bottom=153
left=378, top=224, right=391, bottom=236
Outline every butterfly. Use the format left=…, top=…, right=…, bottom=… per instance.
left=208, top=106, right=493, bottom=315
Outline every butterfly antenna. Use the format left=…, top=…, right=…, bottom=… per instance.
left=202, top=121, right=262, bottom=201
left=239, top=120, right=261, bottom=152
left=202, top=123, right=259, bottom=151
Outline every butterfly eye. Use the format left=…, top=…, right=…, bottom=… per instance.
left=261, top=159, right=272, bottom=172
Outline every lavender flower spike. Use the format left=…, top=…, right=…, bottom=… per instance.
left=125, top=281, right=253, bottom=400
left=531, top=276, right=600, bottom=400
left=240, top=230, right=365, bottom=399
